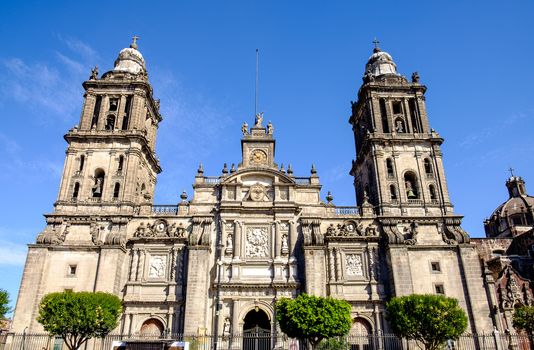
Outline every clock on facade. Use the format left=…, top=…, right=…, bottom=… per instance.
left=250, top=149, right=267, bottom=165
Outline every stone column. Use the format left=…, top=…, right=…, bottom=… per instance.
left=183, top=246, right=211, bottom=334
left=274, top=221, right=281, bottom=259
left=97, top=96, right=109, bottom=130
left=234, top=221, right=242, bottom=259
left=120, top=95, right=128, bottom=130
left=136, top=249, right=145, bottom=281
left=329, top=248, right=335, bottom=282
left=335, top=248, right=343, bottom=281
left=289, top=221, right=298, bottom=257
left=80, top=93, right=95, bottom=130
left=129, top=248, right=139, bottom=281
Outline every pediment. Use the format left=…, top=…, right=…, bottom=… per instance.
left=221, top=168, right=295, bottom=185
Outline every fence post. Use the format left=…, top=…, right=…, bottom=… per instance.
left=492, top=328, right=503, bottom=350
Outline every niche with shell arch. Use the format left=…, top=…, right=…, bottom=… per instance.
left=140, top=317, right=165, bottom=337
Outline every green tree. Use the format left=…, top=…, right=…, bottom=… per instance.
left=0, top=289, right=11, bottom=320
left=276, top=294, right=352, bottom=349
left=386, top=294, right=467, bottom=350
left=37, top=291, right=122, bottom=350
left=513, top=305, right=534, bottom=338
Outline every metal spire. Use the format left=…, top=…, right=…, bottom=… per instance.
left=255, top=49, right=259, bottom=116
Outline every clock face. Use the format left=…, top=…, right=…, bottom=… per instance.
left=250, top=149, right=267, bottom=165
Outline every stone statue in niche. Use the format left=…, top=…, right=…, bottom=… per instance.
left=346, top=254, right=363, bottom=277
left=395, top=119, right=405, bottom=133
left=225, top=233, right=233, bottom=256
left=222, top=318, right=231, bottom=337
left=281, top=233, right=289, bottom=255
left=148, top=255, right=167, bottom=278
left=245, top=227, right=269, bottom=258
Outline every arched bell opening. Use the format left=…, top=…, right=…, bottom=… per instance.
left=403, top=172, right=419, bottom=199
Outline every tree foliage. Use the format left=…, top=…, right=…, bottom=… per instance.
left=513, top=305, right=534, bottom=337
left=276, top=294, right=352, bottom=349
left=0, top=289, right=11, bottom=320
left=386, top=294, right=467, bottom=350
left=37, top=291, right=122, bottom=350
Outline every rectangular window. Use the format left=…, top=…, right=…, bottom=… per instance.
left=435, top=283, right=445, bottom=295
left=68, top=265, right=77, bottom=276
left=431, top=261, right=441, bottom=272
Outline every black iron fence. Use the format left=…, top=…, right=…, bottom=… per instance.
left=0, top=331, right=531, bottom=350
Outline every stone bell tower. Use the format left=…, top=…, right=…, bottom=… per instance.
left=349, top=42, right=453, bottom=216
left=55, top=37, right=162, bottom=212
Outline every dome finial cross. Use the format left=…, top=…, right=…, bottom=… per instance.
left=508, top=167, right=515, bottom=177
left=131, top=35, right=140, bottom=49
left=373, top=37, right=380, bottom=48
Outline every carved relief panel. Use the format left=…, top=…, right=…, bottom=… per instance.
left=345, top=254, right=364, bottom=277
left=245, top=226, right=270, bottom=258
left=148, top=254, right=167, bottom=279
left=340, top=250, right=367, bottom=280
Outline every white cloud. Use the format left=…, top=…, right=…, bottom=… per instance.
left=58, top=35, right=100, bottom=62
left=0, top=241, right=27, bottom=266
left=0, top=36, right=99, bottom=123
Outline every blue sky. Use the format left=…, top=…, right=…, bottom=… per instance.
left=0, top=0, right=533, bottom=313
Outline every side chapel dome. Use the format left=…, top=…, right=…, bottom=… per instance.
left=484, top=175, right=534, bottom=238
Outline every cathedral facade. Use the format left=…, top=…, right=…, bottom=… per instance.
left=13, top=40, right=501, bottom=338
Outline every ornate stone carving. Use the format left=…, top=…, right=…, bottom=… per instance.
left=148, top=255, right=167, bottom=278
left=134, top=220, right=187, bottom=239
left=346, top=254, right=363, bottom=277
left=325, top=221, right=377, bottom=238
left=245, top=227, right=269, bottom=258
left=382, top=219, right=418, bottom=245
left=441, top=218, right=470, bottom=244
left=190, top=217, right=212, bottom=246
left=248, top=183, right=267, bottom=201
left=90, top=222, right=104, bottom=245
left=90, top=66, right=98, bottom=80
left=36, top=224, right=69, bottom=245
left=301, top=219, right=323, bottom=246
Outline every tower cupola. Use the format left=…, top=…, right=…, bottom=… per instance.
left=364, top=46, right=399, bottom=77
left=113, top=36, right=146, bottom=75
left=506, top=175, right=527, bottom=198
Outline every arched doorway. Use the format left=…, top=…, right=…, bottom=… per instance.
left=349, top=318, right=372, bottom=350
left=242, top=308, right=271, bottom=350
left=140, top=318, right=164, bottom=338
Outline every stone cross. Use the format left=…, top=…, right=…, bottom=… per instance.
left=373, top=38, right=380, bottom=48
